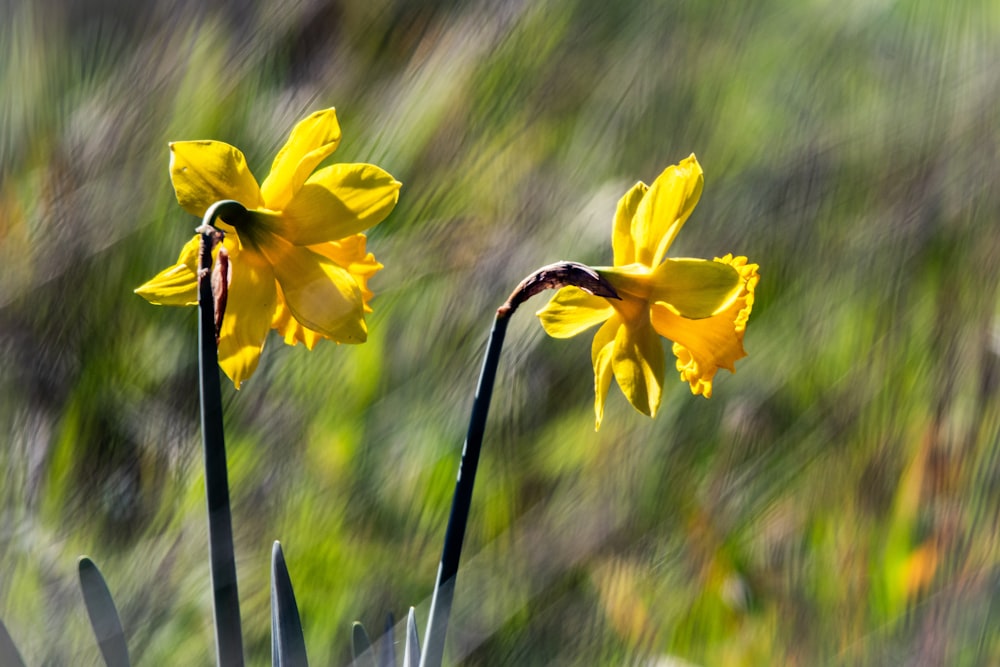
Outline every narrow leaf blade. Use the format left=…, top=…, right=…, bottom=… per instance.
left=78, top=557, right=131, bottom=667
left=379, top=613, right=395, bottom=667
left=403, top=608, right=419, bottom=667
left=351, top=622, right=375, bottom=667
left=271, top=541, right=308, bottom=666
left=0, top=618, right=27, bottom=667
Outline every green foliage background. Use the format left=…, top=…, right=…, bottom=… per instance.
left=2, top=0, right=1000, bottom=664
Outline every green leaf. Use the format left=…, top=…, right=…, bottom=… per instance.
left=0, top=618, right=27, bottom=667
left=403, top=608, right=419, bottom=667
left=271, top=542, right=308, bottom=667
left=78, top=557, right=131, bottom=667
left=379, top=614, right=395, bottom=667
left=351, top=622, right=375, bottom=667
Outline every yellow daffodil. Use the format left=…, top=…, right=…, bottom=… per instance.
left=537, top=154, right=758, bottom=429
left=136, top=108, right=400, bottom=388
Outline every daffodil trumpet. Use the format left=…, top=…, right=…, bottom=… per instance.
left=197, top=201, right=247, bottom=667
left=420, top=263, right=617, bottom=667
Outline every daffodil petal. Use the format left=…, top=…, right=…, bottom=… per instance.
left=310, top=234, right=383, bottom=279
left=169, top=141, right=263, bottom=217
left=591, top=317, right=619, bottom=431
left=271, top=234, right=384, bottom=346
left=308, top=235, right=383, bottom=312
left=613, top=181, right=647, bottom=266
left=611, top=318, right=664, bottom=418
left=217, top=248, right=277, bottom=389
left=260, top=108, right=342, bottom=211
left=259, top=234, right=367, bottom=343
left=649, top=258, right=741, bottom=319
left=272, top=284, right=326, bottom=349
left=134, top=234, right=201, bottom=305
left=537, top=286, right=615, bottom=339
left=281, top=163, right=401, bottom=245
left=633, top=154, right=703, bottom=267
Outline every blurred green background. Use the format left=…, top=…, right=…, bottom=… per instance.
left=3, top=0, right=1000, bottom=664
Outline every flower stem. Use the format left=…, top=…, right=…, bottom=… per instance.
left=419, top=313, right=507, bottom=667
left=197, top=200, right=249, bottom=667
left=419, top=262, right=617, bottom=667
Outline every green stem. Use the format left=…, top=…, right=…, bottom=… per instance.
left=197, top=200, right=249, bottom=667
left=419, top=262, right=617, bottom=667
left=419, top=313, right=508, bottom=667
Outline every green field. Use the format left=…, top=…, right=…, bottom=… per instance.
left=3, top=0, right=1000, bottom=664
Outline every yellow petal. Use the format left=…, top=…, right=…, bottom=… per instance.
left=649, top=258, right=741, bottom=319
left=632, top=154, right=703, bottom=267
left=169, top=141, right=263, bottom=217
left=260, top=108, right=342, bottom=211
left=271, top=284, right=326, bottom=350
left=650, top=255, right=758, bottom=396
left=134, top=235, right=202, bottom=305
left=281, top=163, right=401, bottom=245
left=537, top=286, right=615, bottom=339
left=308, top=234, right=383, bottom=312
left=217, top=248, right=277, bottom=389
left=270, top=235, right=384, bottom=347
left=611, top=318, right=664, bottom=418
left=259, top=234, right=367, bottom=343
left=591, top=317, right=619, bottom=430
left=612, top=181, right=647, bottom=266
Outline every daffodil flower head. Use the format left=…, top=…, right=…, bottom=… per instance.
left=537, top=154, right=759, bottom=429
left=135, top=108, right=401, bottom=388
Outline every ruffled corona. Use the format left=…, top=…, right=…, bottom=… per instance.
left=669, top=255, right=759, bottom=397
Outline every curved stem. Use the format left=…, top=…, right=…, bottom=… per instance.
left=197, top=200, right=248, bottom=667
left=419, top=314, right=508, bottom=667
left=419, top=262, right=617, bottom=667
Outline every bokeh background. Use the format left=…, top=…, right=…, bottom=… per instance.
left=3, top=0, right=1000, bottom=664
